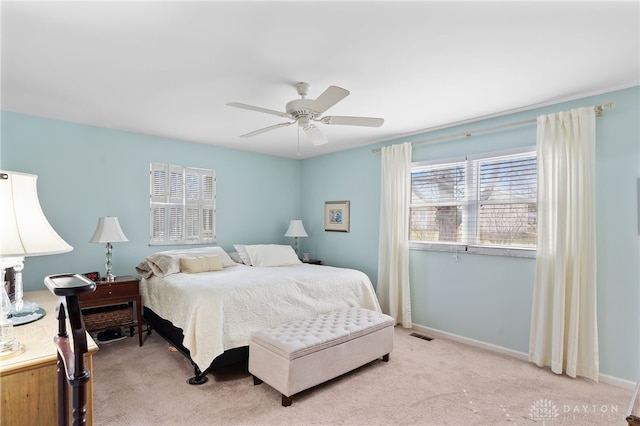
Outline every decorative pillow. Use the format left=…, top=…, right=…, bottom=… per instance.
left=170, top=246, right=235, bottom=268
left=233, top=244, right=252, bottom=265
left=179, top=255, right=223, bottom=273
left=244, top=244, right=302, bottom=267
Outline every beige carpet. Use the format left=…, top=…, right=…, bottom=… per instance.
left=92, top=327, right=632, bottom=425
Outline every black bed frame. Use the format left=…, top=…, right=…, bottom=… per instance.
left=143, top=307, right=249, bottom=385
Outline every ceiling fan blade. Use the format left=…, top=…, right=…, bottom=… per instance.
left=240, top=122, right=293, bottom=138
left=321, top=116, right=384, bottom=127
left=310, top=86, right=350, bottom=114
left=303, top=125, right=328, bottom=145
left=227, top=102, right=289, bottom=118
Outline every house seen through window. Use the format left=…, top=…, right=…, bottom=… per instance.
left=149, top=163, right=216, bottom=245
left=409, top=146, right=537, bottom=257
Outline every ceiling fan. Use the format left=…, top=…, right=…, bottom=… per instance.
left=227, top=82, right=384, bottom=146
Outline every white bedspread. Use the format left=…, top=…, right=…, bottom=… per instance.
left=140, top=263, right=381, bottom=371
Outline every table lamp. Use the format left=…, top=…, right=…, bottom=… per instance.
left=284, top=219, right=308, bottom=256
left=0, top=171, right=73, bottom=316
left=89, top=217, right=128, bottom=282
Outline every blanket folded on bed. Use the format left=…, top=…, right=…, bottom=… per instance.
left=136, top=246, right=237, bottom=278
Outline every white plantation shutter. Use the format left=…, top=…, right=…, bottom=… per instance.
left=169, top=167, right=183, bottom=208
left=150, top=164, right=215, bottom=245
left=168, top=205, right=183, bottom=241
left=201, top=172, right=215, bottom=242
left=185, top=169, right=200, bottom=242
left=409, top=147, right=536, bottom=256
left=150, top=163, right=171, bottom=244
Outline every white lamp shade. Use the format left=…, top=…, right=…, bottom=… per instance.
left=284, top=220, right=308, bottom=238
left=89, top=217, right=129, bottom=243
left=0, top=170, right=73, bottom=257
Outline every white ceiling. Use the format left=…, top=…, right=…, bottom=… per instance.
left=2, top=1, right=639, bottom=159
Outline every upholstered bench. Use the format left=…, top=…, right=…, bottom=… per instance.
left=248, top=307, right=394, bottom=406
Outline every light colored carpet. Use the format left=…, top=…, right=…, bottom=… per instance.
left=92, top=327, right=632, bottom=425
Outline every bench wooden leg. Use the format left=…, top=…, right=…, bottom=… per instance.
left=253, top=375, right=263, bottom=385
left=282, top=395, right=293, bottom=407
left=382, top=353, right=390, bottom=362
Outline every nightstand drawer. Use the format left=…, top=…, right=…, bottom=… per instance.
left=79, top=276, right=140, bottom=305
left=83, top=281, right=139, bottom=301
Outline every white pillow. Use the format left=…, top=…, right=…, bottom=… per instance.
left=244, top=244, right=302, bottom=267
left=233, top=244, right=252, bottom=265
left=227, top=251, right=244, bottom=264
left=165, top=246, right=236, bottom=268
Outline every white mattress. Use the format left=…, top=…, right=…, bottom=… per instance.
left=140, top=263, right=381, bottom=371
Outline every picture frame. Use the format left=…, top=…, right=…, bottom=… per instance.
left=324, top=200, right=350, bottom=232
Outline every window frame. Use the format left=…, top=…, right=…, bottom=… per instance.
left=149, top=163, right=216, bottom=246
left=409, top=146, right=537, bottom=258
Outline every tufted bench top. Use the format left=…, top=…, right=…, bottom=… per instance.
left=251, top=307, right=394, bottom=361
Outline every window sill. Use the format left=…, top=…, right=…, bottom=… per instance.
left=409, top=242, right=536, bottom=259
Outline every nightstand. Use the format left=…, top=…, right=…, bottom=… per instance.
left=302, top=259, right=322, bottom=265
left=79, top=275, right=143, bottom=346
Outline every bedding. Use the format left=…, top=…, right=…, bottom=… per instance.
left=136, top=246, right=236, bottom=278
left=140, top=262, right=381, bottom=373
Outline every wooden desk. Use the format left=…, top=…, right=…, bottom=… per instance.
left=0, top=290, right=99, bottom=425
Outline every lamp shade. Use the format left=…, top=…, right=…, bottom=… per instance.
left=0, top=171, right=73, bottom=257
left=89, top=217, right=129, bottom=243
left=284, top=220, right=308, bottom=238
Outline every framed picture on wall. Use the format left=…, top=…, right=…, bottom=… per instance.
left=324, top=200, right=350, bottom=232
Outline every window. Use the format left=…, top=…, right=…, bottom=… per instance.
left=409, top=147, right=536, bottom=257
left=149, top=163, right=215, bottom=245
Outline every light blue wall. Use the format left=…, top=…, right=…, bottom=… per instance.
left=299, top=147, right=382, bottom=281
left=302, top=86, right=640, bottom=383
left=1, top=86, right=638, bottom=383
left=0, top=112, right=301, bottom=289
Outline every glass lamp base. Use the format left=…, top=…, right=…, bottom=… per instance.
left=11, top=300, right=40, bottom=315
left=0, top=340, right=25, bottom=360
left=0, top=316, right=23, bottom=359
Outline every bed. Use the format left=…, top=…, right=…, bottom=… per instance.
left=136, top=245, right=381, bottom=384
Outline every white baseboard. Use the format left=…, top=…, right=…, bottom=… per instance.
left=411, top=323, right=529, bottom=361
left=410, top=323, right=637, bottom=391
left=599, top=373, right=637, bottom=391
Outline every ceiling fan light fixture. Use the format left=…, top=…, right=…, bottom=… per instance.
left=227, top=82, right=384, bottom=144
left=298, top=116, right=311, bottom=128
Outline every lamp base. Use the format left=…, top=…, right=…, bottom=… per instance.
left=0, top=340, right=25, bottom=360
left=11, top=299, right=40, bottom=315
left=0, top=316, right=23, bottom=359
left=10, top=307, right=46, bottom=326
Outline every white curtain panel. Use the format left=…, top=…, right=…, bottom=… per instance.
left=529, top=107, right=599, bottom=381
left=376, top=142, right=412, bottom=327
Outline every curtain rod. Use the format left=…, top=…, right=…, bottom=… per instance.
left=371, top=102, right=615, bottom=153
